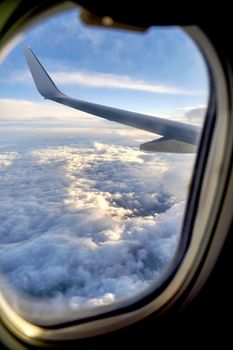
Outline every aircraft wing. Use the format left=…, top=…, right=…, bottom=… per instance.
left=24, top=46, right=201, bottom=153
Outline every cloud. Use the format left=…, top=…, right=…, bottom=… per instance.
left=153, top=105, right=207, bottom=126
left=0, top=151, right=17, bottom=167
left=0, top=98, right=105, bottom=123
left=0, top=136, right=194, bottom=324
left=3, top=68, right=202, bottom=95
left=0, top=98, right=207, bottom=138
left=184, top=106, right=207, bottom=123
left=52, top=71, right=198, bottom=95
left=0, top=98, right=77, bottom=121
left=177, top=105, right=207, bottom=125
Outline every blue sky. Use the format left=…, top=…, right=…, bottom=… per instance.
left=0, top=8, right=209, bottom=121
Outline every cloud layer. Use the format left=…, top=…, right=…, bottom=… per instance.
left=0, top=132, right=194, bottom=324
left=0, top=97, right=206, bottom=128
left=0, top=98, right=93, bottom=121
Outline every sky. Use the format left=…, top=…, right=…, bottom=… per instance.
left=0, top=8, right=208, bottom=122
left=0, top=9, right=209, bottom=325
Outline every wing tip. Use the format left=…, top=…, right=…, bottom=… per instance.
left=23, top=45, right=63, bottom=99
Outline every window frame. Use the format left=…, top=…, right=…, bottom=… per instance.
left=0, top=4, right=232, bottom=345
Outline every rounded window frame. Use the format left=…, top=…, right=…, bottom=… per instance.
left=0, top=4, right=232, bottom=345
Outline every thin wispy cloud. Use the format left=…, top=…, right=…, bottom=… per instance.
left=3, top=69, right=204, bottom=96
left=54, top=71, right=200, bottom=95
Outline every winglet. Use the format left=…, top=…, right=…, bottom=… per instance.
left=23, top=46, right=64, bottom=99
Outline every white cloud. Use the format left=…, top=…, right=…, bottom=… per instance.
left=3, top=68, right=202, bottom=95
left=0, top=98, right=112, bottom=125
left=154, top=105, right=207, bottom=126
left=183, top=105, right=207, bottom=124
left=0, top=136, right=194, bottom=324
left=0, top=98, right=85, bottom=121
left=52, top=71, right=198, bottom=95
left=0, top=152, right=17, bottom=167
left=175, top=105, right=207, bottom=126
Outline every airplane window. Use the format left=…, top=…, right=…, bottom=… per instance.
left=0, top=9, right=209, bottom=325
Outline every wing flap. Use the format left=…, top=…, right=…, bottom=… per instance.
left=140, top=137, right=197, bottom=153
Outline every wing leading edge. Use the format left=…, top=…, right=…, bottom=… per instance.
left=24, top=46, right=201, bottom=153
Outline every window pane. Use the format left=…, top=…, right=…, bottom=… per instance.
left=0, top=9, right=209, bottom=325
